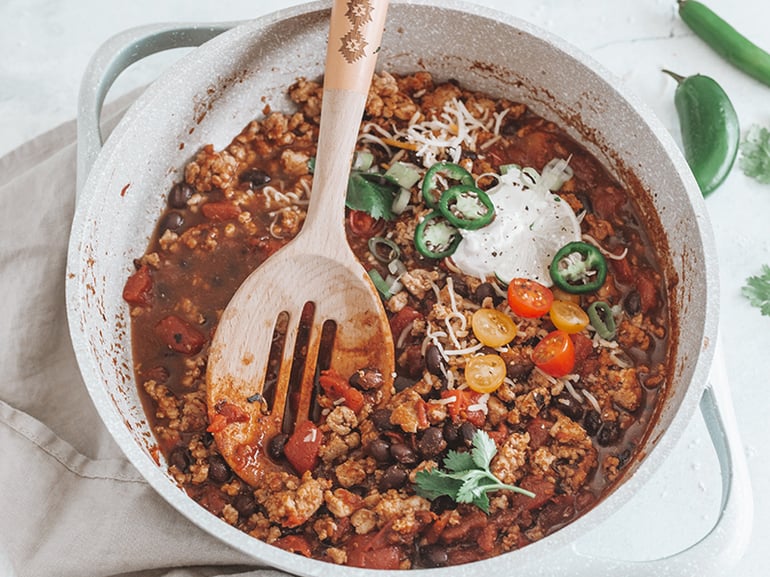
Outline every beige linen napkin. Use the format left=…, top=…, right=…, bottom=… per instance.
left=0, top=94, right=290, bottom=577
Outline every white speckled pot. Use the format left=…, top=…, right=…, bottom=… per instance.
left=67, top=1, right=749, bottom=575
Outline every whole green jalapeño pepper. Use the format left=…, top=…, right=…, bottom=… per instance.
left=549, top=241, right=608, bottom=294
left=678, top=0, right=770, bottom=88
left=663, top=70, right=739, bottom=196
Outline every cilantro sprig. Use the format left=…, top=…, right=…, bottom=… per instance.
left=346, top=172, right=400, bottom=221
left=743, top=265, right=770, bottom=316
left=739, top=124, right=770, bottom=185
left=414, top=429, right=535, bottom=513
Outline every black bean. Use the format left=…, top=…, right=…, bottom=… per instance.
left=418, top=427, right=447, bottom=458
left=268, top=433, right=289, bottom=461
left=168, top=182, right=193, bottom=208
left=617, top=448, right=632, bottom=468
left=371, top=408, right=393, bottom=432
left=598, top=421, right=621, bottom=447
left=240, top=168, right=271, bottom=189
left=443, top=421, right=461, bottom=448
left=367, top=438, right=392, bottom=463
left=379, top=464, right=408, bottom=491
left=500, top=118, right=520, bottom=136
left=460, top=422, right=476, bottom=447
left=507, top=362, right=533, bottom=381
left=425, top=344, right=446, bottom=377
left=624, top=290, right=642, bottom=316
left=421, top=545, right=450, bottom=568
left=554, top=393, right=584, bottom=421
left=168, top=445, right=191, bottom=472
left=474, top=282, right=497, bottom=303
left=394, top=375, right=416, bottom=392
left=583, top=410, right=602, bottom=436
left=207, top=454, right=231, bottom=484
left=233, top=493, right=257, bottom=517
left=349, top=367, right=384, bottom=390
left=429, top=494, right=456, bottom=515
left=390, top=442, right=418, bottom=464
left=161, top=211, right=184, bottom=233
left=448, top=274, right=469, bottom=298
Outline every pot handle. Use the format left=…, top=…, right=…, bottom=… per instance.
left=76, top=22, right=237, bottom=194
left=534, top=338, right=753, bottom=576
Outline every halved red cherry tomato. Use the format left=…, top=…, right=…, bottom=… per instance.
left=507, top=278, right=554, bottom=318
left=532, top=330, right=575, bottom=377
left=465, top=354, right=507, bottom=393
left=471, top=308, right=517, bottom=347
left=549, top=300, right=589, bottom=333
left=348, top=210, right=385, bottom=237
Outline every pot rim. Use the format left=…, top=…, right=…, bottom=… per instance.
left=67, top=1, right=720, bottom=574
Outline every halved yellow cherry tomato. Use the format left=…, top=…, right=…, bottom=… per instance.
left=549, top=300, right=590, bottom=334
left=471, top=308, right=518, bottom=347
left=465, top=354, right=507, bottom=393
left=507, top=278, right=554, bottom=318
left=532, top=330, right=576, bottom=377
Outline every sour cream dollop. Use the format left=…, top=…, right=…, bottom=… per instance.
left=450, top=170, right=581, bottom=285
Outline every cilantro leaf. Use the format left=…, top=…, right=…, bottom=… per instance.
left=346, top=172, right=399, bottom=220
left=413, top=430, right=536, bottom=514
left=739, top=125, right=770, bottom=185
left=443, top=449, right=475, bottom=472
left=413, top=469, right=463, bottom=500
left=471, top=427, right=497, bottom=470
left=742, top=265, right=770, bottom=316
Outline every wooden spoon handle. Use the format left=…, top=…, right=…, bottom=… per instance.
left=301, top=0, right=389, bottom=244
left=325, top=0, right=390, bottom=94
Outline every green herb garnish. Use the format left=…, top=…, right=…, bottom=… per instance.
left=346, top=172, right=400, bottom=220
left=739, top=124, right=770, bottom=184
left=414, top=429, right=535, bottom=513
left=742, top=265, right=770, bottom=316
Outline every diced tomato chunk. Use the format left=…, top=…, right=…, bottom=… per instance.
left=284, top=420, right=322, bottom=475
left=636, top=271, right=659, bottom=313
left=207, top=401, right=250, bottom=433
left=318, top=369, right=365, bottom=412
left=441, top=389, right=486, bottom=427
left=345, top=533, right=402, bottom=570
left=389, top=306, right=423, bottom=342
left=123, top=265, right=153, bottom=306
left=273, top=534, right=313, bottom=557
left=512, top=475, right=556, bottom=511
left=610, top=257, right=634, bottom=284
left=201, top=200, right=242, bottom=221
left=592, top=185, right=626, bottom=219
left=570, top=332, right=594, bottom=370
left=155, top=314, right=206, bottom=355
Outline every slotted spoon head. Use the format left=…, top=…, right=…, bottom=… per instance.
left=206, top=0, right=393, bottom=486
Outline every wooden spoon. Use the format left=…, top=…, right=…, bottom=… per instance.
left=206, top=0, right=393, bottom=486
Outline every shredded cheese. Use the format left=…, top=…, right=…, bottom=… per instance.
left=582, top=389, right=602, bottom=414
left=582, top=234, right=629, bottom=261
left=443, top=342, right=485, bottom=356
left=399, top=97, right=489, bottom=167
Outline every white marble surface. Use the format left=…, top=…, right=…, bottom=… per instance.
left=1, top=0, right=768, bottom=575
